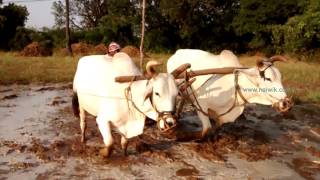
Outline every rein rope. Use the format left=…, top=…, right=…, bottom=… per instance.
left=124, top=78, right=147, bottom=117
left=181, top=70, right=248, bottom=119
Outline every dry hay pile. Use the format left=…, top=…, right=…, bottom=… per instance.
left=20, top=42, right=52, bottom=57
left=71, top=42, right=94, bottom=55
left=60, top=42, right=94, bottom=56
left=93, top=44, right=107, bottom=54
left=121, top=45, right=149, bottom=58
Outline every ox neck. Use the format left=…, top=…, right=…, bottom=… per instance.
left=128, top=80, right=158, bottom=120
left=236, top=72, right=260, bottom=104
left=237, top=71, right=271, bottom=105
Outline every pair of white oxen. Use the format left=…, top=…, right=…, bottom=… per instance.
left=72, top=49, right=293, bottom=157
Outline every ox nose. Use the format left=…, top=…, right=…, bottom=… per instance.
left=157, top=112, right=177, bottom=132
left=273, top=96, right=294, bottom=113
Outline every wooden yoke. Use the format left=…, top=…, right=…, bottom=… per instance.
left=115, top=75, right=147, bottom=83
left=171, top=63, right=191, bottom=78
left=115, top=65, right=248, bottom=83
left=115, top=63, right=191, bottom=83
left=176, top=67, right=248, bottom=79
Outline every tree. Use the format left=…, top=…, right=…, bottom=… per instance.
left=151, top=0, right=240, bottom=51
left=52, top=0, right=107, bottom=29
left=9, top=27, right=33, bottom=50
left=52, top=0, right=81, bottom=29
left=140, top=0, right=146, bottom=70
left=65, top=0, right=72, bottom=55
left=271, top=0, right=320, bottom=53
left=232, top=0, right=306, bottom=52
left=0, top=3, right=29, bottom=50
left=98, top=0, right=137, bottom=44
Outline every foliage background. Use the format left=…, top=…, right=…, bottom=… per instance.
left=0, top=0, right=319, bottom=58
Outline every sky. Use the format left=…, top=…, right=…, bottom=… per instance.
left=2, top=0, right=56, bottom=28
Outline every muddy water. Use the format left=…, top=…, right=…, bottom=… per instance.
left=0, top=84, right=319, bottom=179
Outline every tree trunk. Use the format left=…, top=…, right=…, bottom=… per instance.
left=139, top=0, right=146, bottom=71
left=65, top=0, right=72, bottom=56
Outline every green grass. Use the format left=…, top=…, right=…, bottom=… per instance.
left=0, top=51, right=319, bottom=103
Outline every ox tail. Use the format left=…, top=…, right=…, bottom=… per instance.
left=72, top=92, right=80, bottom=118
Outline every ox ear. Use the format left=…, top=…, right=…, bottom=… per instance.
left=143, top=81, right=153, bottom=102
left=256, top=58, right=265, bottom=68
left=144, top=91, right=152, bottom=102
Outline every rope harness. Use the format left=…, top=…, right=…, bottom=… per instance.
left=124, top=77, right=146, bottom=116
left=124, top=78, right=176, bottom=132
left=179, top=70, right=248, bottom=120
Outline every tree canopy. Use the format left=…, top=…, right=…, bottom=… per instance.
left=0, top=3, right=28, bottom=50
left=1, top=0, right=319, bottom=55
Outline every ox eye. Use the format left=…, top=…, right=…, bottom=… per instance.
left=264, top=77, right=272, bottom=82
left=155, top=92, right=160, bottom=96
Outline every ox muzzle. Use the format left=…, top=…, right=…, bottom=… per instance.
left=157, top=111, right=177, bottom=133
left=272, top=96, right=294, bottom=113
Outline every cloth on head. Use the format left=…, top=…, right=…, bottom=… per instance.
left=108, top=42, right=121, bottom=52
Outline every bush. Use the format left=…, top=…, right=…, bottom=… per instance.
left=9, top=26, right=33, bottom=51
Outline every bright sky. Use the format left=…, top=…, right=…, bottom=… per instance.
left=2, top=0, right=56, bottom=29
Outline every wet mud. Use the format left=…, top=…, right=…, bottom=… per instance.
left=0, top=83, right=319, bottom=179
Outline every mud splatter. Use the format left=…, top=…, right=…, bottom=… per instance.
left=305, top=146, right=320, bottom=158
left=0, top=140, right=27, bottom=153
left=9, top=162, right=39, bottom=172
left=49, top=97, right=67, bottom=106
left=289, top=158, right=320, bottom=180
left=1, top=94, right=18, bottom=100
left=176, top=161, right=200, bottom=177
left=187, top=122, right=273, bottom=162
left=0, top=84, right=319, bottom=179
left=0, top=88, right=13, bottom=93
left=35, top=84, right=72, bottom=92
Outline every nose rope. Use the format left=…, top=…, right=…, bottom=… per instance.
left=125, top=79, right=177, bottom=132
left=157, top=112, right=177, bottom=132
left=150, top=95, right=177, bottom=132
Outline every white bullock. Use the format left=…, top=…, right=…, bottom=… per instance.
left=167, top=49, right=293, bottom=138
left=73, top=52, right=182, bottom=157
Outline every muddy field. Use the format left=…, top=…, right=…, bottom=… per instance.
left=0, top=83, right=319, bottom=179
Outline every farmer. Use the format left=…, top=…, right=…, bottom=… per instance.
left=106, top=42, right=121, bottom=58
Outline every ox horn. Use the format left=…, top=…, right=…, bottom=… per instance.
left=256, top=57, right=268, bottom=68
left=170, top=63, right=191, bottom=78
left=269, top=55, right=287, bottom=63
left=146, top=60, right=162, bottom=77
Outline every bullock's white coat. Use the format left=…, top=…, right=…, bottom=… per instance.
left=167, top=49, right=288, bottom=136
left=74, top=53, right=178, bottom=148
left=167, top=49, right=242, bottom=90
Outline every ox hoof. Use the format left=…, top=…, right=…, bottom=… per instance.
left=99, top=147, right=113, bottom=158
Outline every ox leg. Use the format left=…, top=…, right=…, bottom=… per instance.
left=197, top=111, right=212, bottom=139
left=79, top=107, right=87, bottom=143
left=121, top=136, right=129, bottom=156
left=97, top=117, right=113, bottom=158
